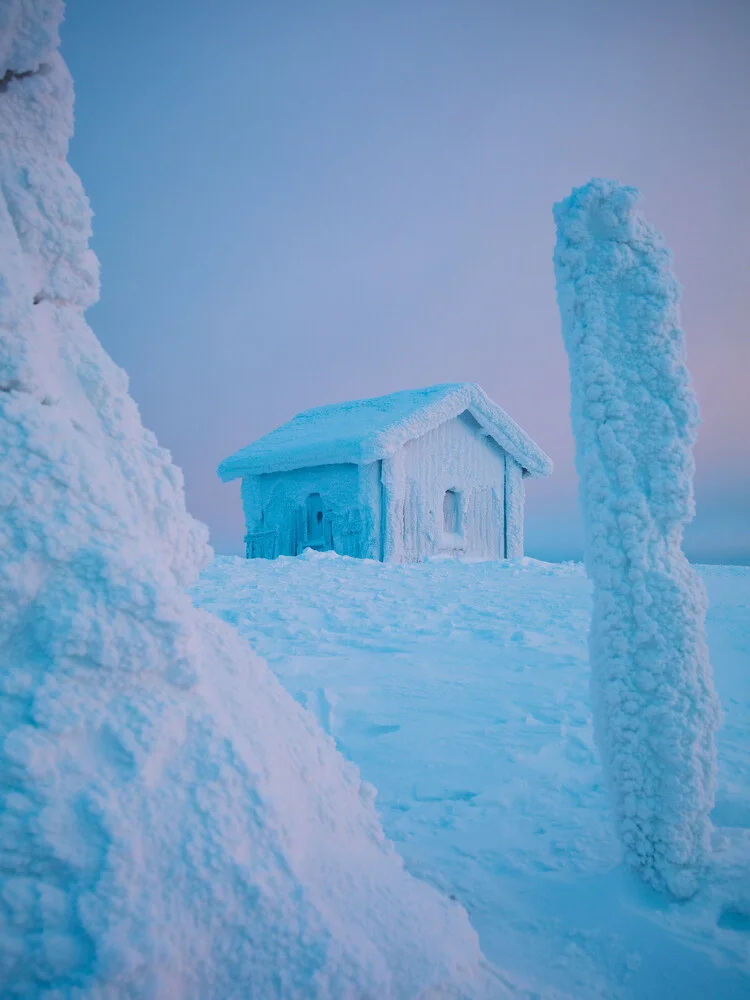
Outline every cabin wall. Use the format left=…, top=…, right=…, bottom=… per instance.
left=241, top=464, right=366, bottom=558
left=385, top=411, right=507, bottom=563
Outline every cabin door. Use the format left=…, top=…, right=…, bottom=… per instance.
left=301, top=492, right=332, bottom=552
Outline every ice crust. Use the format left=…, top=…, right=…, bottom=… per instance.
left=553, top=179, right=721, bottom=897
left=219, top=382, right=552, bottom=480
left=0, top=4, right=497, bottom=995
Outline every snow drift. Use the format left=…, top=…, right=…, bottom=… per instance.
left=0, top=2, right=497, bottom=995
left=553, top=179, right=721, bottom=898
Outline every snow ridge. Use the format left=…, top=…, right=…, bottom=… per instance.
left=0, top=3, right=498, bottom=995
left=553, top=179, right=721, bottom=898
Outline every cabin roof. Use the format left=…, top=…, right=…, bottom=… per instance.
left=218, top=382, right=552, bottom=481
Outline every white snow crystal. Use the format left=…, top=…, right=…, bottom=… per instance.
left=553, top=179, right=721, bottom=898
left=0, top=3, right=499, bottom=995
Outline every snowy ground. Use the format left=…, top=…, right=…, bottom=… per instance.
left=193, top=555, right=750, bottom=1000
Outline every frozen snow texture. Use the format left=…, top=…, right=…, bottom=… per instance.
left=193, top=554, right=750, bottom=1000
left=224, top=387, right=549, bottom=564
left=0, top=4, right=498, bottom=996
left=218, top=382, right=552, bottom=480
left=238, top=413, right=522, bottom=563
left=553, top=179, right=721, bottom=898
left=504, top=460, right=524, bottom=560
left=0, top=0, right=61, bottom=81
left=382, top=413, right=510, bottom=563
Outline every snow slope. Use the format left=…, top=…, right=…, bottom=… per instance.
left=553, top=179, right=720, bottom=899
left=0, top=3, right=499, bottom=995
left=194, top=554, right=750, bottom=1000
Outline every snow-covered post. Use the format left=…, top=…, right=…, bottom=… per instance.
left=553, top=180, right=720, bottom=898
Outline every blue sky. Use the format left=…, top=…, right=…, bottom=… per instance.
left=61, top=0, right=749, bottom=562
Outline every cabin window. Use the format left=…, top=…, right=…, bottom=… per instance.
left=443, top=489, right=461, bottom=535
left=306, top=493, right=324, bottom=541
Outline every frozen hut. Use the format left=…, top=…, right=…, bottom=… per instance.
left=218, top=383, right=552, bottom=563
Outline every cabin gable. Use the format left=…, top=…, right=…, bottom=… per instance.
left=381, top=411, right=508, bottom=562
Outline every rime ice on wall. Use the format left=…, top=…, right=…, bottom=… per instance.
left=399, top=414, right=507, bottom=562
left=243, top=415, right=509, bottom=564
left=223, top=388, right=551, bottom=563
left=553, top=179, right=721, bottom=898
left=0, top=3, right=499, bottom=995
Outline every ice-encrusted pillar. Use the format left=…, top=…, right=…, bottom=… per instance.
left=553, top=179, right=720, bottom=898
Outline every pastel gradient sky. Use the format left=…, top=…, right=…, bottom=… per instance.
left=61, top=0, right=749, bottom=562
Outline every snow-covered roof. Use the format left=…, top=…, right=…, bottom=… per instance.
left=218, top=383, right=553, bottom=481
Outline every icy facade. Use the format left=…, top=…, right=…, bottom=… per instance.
left=553, top=179, right=721, bottom=898
left=221, top=386, right=550, bottom=563
left=0, top=3, right=499, bottom=994
left=241, top=416, right=520, bottom=562
left=382, top=413, right=508, bottom=563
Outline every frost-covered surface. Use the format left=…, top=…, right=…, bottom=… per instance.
left=223, top=383, right=550, bottom=566
left=0, top=0, right=61, bottom=81
left=244, top=461, right=373, bottom=559
left=194, top=554, right=750, bottom=1000
left=0, top=6, right=501, bottom=996
left=218, top=382, right=552, bottom=480
left=382, top=413, right=508, bottom=563
left=244, top=412, right=518, bottom=563
left=503, top=460, right=524, bottom=559
left=553, top=180, right=721, bottom=898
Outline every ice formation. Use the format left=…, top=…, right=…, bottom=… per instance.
left=0, top=2, right=499, bottom=994
left=553, top=179, right=721, bottom=898
left=220, top=384, right=551, bottom=562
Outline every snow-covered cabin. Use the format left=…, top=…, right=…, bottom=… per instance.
left=218, top=383, right=552, bottom=563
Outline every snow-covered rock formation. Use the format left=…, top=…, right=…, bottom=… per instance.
left=0, top=2, right=498, bottom=994
left=553, top=179, right=721, bottom=898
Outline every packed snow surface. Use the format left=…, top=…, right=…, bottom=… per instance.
left=0, top=3, right=499, bottom=996
left=194, top=553, right=750, bottom=1000
left=553, top=180, right=720, bottom=898
left=218, top=382, right=552, bottom=480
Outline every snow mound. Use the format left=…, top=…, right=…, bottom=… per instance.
left=0, top=4, right=498, bottom=996
left=218, top=382, right=552, bottom=480
left=553, top=179, right=721, bottom=898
